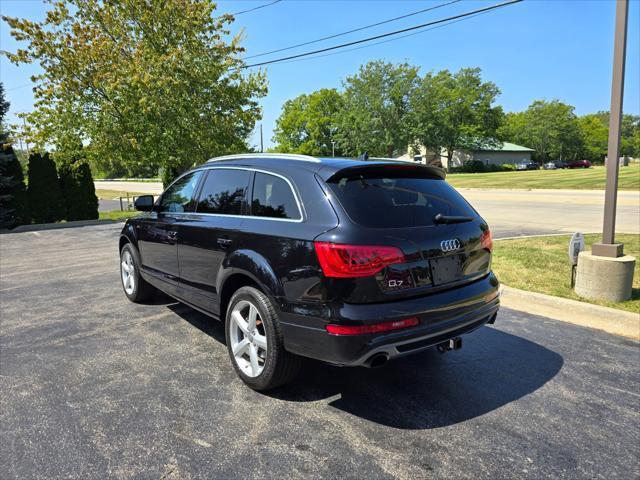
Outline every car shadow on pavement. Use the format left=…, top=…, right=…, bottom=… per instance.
left=168, top=302, right=563, bottom=430
left=272, top=326, right=564, bottom=429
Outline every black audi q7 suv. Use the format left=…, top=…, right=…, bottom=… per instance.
left=119, top=154, right=499, bottom=390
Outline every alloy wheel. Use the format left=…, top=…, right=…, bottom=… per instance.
left=121, top=250, right=135, bottom=295
left=229, top=300, right=268, bottom=377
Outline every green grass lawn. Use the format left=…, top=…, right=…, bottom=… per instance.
left=95, top=189, right=149, bottom=199
left=447, top=165, right=639, bottom=190
left=98, top=210, right=140, bottom=221
left=493, top=233, right=639, bottom=313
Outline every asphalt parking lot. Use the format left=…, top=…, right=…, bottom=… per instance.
left=1, top=224, right=638, bottom=479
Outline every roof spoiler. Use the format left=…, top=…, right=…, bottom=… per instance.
left=325, top=162, right=446, bottom=182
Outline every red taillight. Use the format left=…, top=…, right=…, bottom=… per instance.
left=480, top=230, right=493, bottom=252
left=314, top=242, right=405, bottom=278
left=326, top=317, right=420, bottom=335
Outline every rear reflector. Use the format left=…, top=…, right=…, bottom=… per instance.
left=480, top=229, right=493, bottom=252
left=326, top=317, right=419, bottom=335
left=314, top=242, right=405, bottom=278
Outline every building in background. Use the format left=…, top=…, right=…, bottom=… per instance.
left=398, top=142, right=534, bottom=169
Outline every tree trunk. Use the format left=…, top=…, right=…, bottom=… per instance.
left=387, top=145, right=394, bottom=158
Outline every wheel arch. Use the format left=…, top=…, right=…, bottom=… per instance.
left=119, top=222, right=138, bottom=252
left=217, top=250, right=284, bottom=321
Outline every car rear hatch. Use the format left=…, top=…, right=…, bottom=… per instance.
left=315, top=163, right=493, bottom=304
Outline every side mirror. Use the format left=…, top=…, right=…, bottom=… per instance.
left=134, top=195, right=155, bottom=212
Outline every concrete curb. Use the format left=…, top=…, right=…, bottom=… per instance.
left=500, top=285, right=639, bottom=340
left=1, top=218, right=126, bottom=234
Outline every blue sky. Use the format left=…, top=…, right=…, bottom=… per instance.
left=1, top=0, right=639, bottom=150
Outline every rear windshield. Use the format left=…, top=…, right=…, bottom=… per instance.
left=326, top=169, right=477, bottom=228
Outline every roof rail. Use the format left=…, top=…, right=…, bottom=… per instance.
left=206, top=153, right=320, bottom=163
left=367, top=157, right=406, bottom=162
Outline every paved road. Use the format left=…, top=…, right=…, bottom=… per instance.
left=95, top=181, right=639, bottom=237
left=1, top=224, right=638, bottom=479
left=461, top=188, right=639, bottom=237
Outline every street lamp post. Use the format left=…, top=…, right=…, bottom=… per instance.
left=574, top=0, right=635, bottom=303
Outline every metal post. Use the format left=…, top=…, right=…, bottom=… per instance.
left=331, top=141, right=336, bottom=157
left=22, top=117, right=30, bottom=155
left=592, top=0, right=628, bottom=258
left=260, top=124, right=264, bottom=153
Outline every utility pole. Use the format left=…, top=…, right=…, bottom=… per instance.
left=592, top=0, right=628, bottom=258
left=22, top=116, right=30, bottom=156
left=260, top=124, right=264, bottom=153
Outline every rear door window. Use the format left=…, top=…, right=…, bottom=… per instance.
left=251, top=172, right=301, bottom=220
left=326, top=168, right=477, bottom=228
left=196, top=169, right=250, bottom=215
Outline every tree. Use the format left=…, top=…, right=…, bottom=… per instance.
left=272, top=89, right=343, bottom=156
left=27, top=152, right=65, bottom=224
left=0, top=82, right=28, bottom=228
left=501, top=100, right=583, bottom=162
left=3, top=0, right=267, bottom=185
left=59, top=151, right=99, bottom=221
left=578, top=112, right=639, bottom=163
left=578, top=113, right=609, bottom=163
left=334, top=61, right=420, bottom=157
left=0, top=144, right=28, bottom=228
left=410, top=67, right=504, bottom=164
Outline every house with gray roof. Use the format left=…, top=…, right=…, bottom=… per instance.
left=398, top=142, right=535, bottom=169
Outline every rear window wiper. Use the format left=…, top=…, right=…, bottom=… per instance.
left=433, top=213, right=475, bottom=225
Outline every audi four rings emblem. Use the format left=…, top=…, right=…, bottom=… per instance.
left=440, top=239, right=461, bottom=252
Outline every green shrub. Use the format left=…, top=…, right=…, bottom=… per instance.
left=450, top=161, right=519, bottom=173
left=0, top=143, right=28, bottom=228
left=59, top=159, right=99, bottom=221
left=27, top=152, right=65, bottom=224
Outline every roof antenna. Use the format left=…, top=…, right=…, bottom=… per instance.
left=357, top=151, right=369, bottom=161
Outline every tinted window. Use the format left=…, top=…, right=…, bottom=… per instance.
left=159, top=171, right=202, bottom=213
left=326, top=169, right=477, bottom=228
left=251, top=172, right=300, bottom=220
left=196, top=169, right=250, bottom=215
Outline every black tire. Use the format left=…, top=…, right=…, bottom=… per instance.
left=120, top=243, right=156, bottom=303
left=225, top=286, right=301, bottom=390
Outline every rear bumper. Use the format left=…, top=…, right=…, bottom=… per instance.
left=278, top=272, right=500, bottom=366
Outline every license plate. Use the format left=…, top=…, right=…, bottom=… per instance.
left=430, top=255, right=463, bottom=285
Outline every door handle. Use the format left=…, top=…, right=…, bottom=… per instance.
left=217, top=236, right=232, bottom=248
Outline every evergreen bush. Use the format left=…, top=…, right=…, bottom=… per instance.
left=27, top=152, right=65, bottom=224
left=59, top=159, right=98, bottom=221
left=0, top=143, right=28, bottom=228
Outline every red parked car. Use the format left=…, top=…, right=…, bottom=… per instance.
left=567, top=160, right=591, bottom=169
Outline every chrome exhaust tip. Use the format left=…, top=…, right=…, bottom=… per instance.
left=366, top=353, right=389, bottom=368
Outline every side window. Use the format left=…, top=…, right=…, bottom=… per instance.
left=251, top=172, right=301, bottom=220
left=196, top=169, right=250, bottom=215
left=159, top=171, right=202, bottom=213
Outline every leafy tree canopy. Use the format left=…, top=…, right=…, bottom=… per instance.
left=410, top=67, right=503, bottom=161
left=3, top=0, right=267, bottom=184
left=578, top=112, right=639, bottom=162
left=334, top=61, right=420, bottom=157
left=272, top=88, right=343, bottom=157
left=500, top=100, right=583, bottom=162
